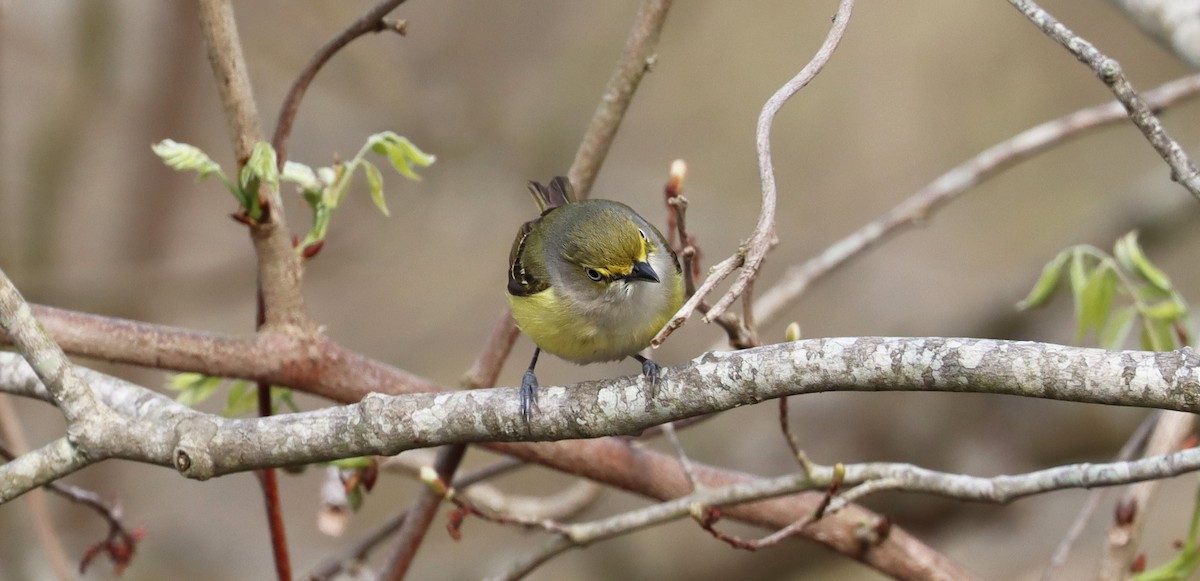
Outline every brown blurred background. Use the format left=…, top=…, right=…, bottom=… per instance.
left=3, top=1, right=1200, bottom=579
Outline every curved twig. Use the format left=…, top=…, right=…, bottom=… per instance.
left=271, top=0, right=409, bottom=167
left=654, top=0, right=855, bottom=345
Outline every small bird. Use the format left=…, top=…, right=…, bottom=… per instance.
left=507, top=176, right=685, bottom=424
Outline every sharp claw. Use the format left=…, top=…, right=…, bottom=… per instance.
left=520, top=370, right=539, bottom=426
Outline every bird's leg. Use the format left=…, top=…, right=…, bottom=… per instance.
left=632, top=354, right=661, bottom=400
left=520, top=347, right=541, bottom=425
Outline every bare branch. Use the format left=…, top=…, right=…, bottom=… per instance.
left=0, top=269, right=101, bottom=423
left=495, top=443, right=1200, bottom=580
left=1008, top=0, right=1200, bottom=199
left=751, top=73, right=1200, bottom=329
left=6, top=337, right=1200, bottom=485
left=0, top=351, right=969, bottom=578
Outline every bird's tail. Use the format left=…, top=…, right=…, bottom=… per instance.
left=526, top=176, right=575, bottom=214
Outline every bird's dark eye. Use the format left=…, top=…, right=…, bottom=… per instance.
left=585, top=268, right=603, bottom=281
left=638, top=228, right=647, bottom=241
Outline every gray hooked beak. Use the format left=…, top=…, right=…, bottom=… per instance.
left=626, top=260, right=660, bottom=283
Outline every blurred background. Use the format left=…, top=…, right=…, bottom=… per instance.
left=3, top=1, right=1200, bottom=579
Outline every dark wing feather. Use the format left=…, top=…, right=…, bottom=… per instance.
left=507, top=217, right=549, bottom=296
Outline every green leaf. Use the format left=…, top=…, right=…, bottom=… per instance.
left=1116, top=230, right=1173, bottom=291
left=346, top=485, right=364, bottom=512
left=282, top=161, right=321, bottom=193
left=1068, top=248, right=1089, bottom=307
left=1143, top=299, right=1186, bottom=321
left=153, top=140, right=223, bottom=180
left=167, top=373, right=222, bottom=407
left=167, top=372, right=206, bottom=391
left=243, top=141, right=280, bottom=191
left=1018, top=250, right=1070, bottom=310
left=271, top=387, right=299, bottom=414
left=369, top=132, right=435, bottom=181
left=328, top=164, right=353, bottom=208
left=331, top=456, right=375, bottom=469
left=1139, top=317, right=1177, bottom=352
left=1098, top=305, right=1137, bottom=350
left=363, top=160, right=389, bottom=216
left=1076, top=265, right=1117, bottom=342
left=223, top=380, right=259, bottom=417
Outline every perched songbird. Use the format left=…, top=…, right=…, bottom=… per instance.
left=507, top=176, right=685, bottom=424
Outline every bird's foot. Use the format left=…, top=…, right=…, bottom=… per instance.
left=520, top=370, right=539, bottom=426
left=637, top=356, right=662, bottom=400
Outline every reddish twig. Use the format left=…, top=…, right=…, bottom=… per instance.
left=0, top=444, right=144, bottom=575
left=271, top=0, right=409, bottom=168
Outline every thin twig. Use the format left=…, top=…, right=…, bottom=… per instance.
left=0, top=444, right=142, bottom=575
left=1007, top=0, right=1200, bottom=199
left=1041, top=411, right=1157, bottom=580
left=306, top=455, right=528, bottom=581
left=567, top=0, right=673, bottom=199
left=749, top=73, right=1200, bottom=330
left=0, top=396, right=74, bottom=580
left=659, top=422, right=701, bottom=491
left=271, top=0, right=409, bottom=168
left=256, top=383, right=292, bottom=581
left=654, top=0, right=855, bottom=344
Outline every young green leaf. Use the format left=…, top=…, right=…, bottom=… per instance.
left=369, top=132, right=435, bottom=181
left=1143, top=298, right=1186, bottom=321
left=282, top=160, right=321, bottom=194
left=363, top=160, right=389, bottom=216
left=168, top=373, right=222, bottom=406
left=224, top=380, right=259, bottom=417
left=330, top=457, right=375, bottom=470
left=1139, top=316, right=1177, bottom=352
left=1098, top=305, right=1137, bottom=350
left=1017, top=250, right=1070, bottom=310
left=346, top=486, right=364, bottom=512
left=153, top=140, right=223, bottom=180
left=243, top=141, right=280, bottom=191
left=1115, top=231, right=1173, bottom=291
left=1068, top=247, right=1089, bottom=307
left=271, top=387, right=300, bottom=414
left=1076, top=265, right=1117, bottom=342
